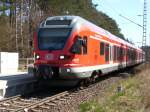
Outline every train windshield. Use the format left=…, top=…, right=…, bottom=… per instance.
left=38, top=28, right=72, bottom=50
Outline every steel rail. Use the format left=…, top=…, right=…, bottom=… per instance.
left=14, top=91, right=69, bottom=112
left=0, top=95, right=21, bottom=103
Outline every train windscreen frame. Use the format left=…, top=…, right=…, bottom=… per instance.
left=46, top=20, right=72, bottom=26
left=38, top=28, right=72, bottom=50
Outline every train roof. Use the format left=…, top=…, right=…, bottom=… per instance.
left=43, top=15, right=142, bottom=52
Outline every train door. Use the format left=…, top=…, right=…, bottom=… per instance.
left=73, top=35, right=88, bottom=65
left=70, top=36, right=85, bottom=65
left=119, top=45, right=124, bottom=68
left=109, top=45, right=113, bottom=64
left=82, top=36, right=88, bottom=65
left=124, top=46, right=127, bottom=67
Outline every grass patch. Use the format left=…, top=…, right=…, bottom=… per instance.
left=80, top=100, right=105, bottom=112
left=79, top=65, right=150, bottom=112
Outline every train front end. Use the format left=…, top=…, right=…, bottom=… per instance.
left=33, top=16, right=84, bottom=80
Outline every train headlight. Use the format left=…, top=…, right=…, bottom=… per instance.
left=35, top=54, right=40, bottom=60
left=67, top=68, right=71, bottom=72
left=59, top=55, right=71, bottom=60
left=59, top=55, right=65, bottom=60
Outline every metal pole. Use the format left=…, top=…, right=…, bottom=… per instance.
left=142, top=0, right=147, bottom=47
left=142, top=0, right=147, bottom=62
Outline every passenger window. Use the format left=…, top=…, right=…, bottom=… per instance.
left=110, top=46, right=112, bottom=61
left=120, top=47, right=123, bottom=57
left=117, top=47, right=120, bottom=61
left=70, top=36, right=82, bottom=54
left=105, top=44, right=109, bottom=62
left=83, top=36, right=87, bottom=55
left=114, top=46, right=117, bottom=61
left=100, top=42, right=105, bottom=55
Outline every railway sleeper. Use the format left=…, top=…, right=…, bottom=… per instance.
left=27, top=108, right=41, bottom=112
left=38, top=105, right=50, bottom=109
left=44, top=102, right=57, bottom=106
left=12, top=101, right=31, bottom=105
left=59, top=98, right=67, bottom=101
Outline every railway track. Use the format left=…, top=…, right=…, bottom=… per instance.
left=0, top=86, right=91, bottom=112
left=0, top=71, right=135, bottom=112
left=0, top=90, right=70, bottom=112
left=0, top=79, right=121, bottom=112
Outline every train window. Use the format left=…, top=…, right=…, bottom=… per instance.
left=117, top=47, right=120, bottom=61
left=114, top=46, right=117, bottom=61
left=46, top=20, right=72, bottom=26
left=116, top=47, right=118, bottom=60
left=70, top=36, right=82, bottom=54
left=123, top=48, right=125, bottom=56
left=38, top=28, right=72, bottom=50
left=100, top=42, right=105, bottom=55
left=83, top=36, right=87, bottom=55
left=120, top=47, right=123, bottom=57
left=113, top=46, right=115, bottom=61
left=110, top=46, right=112, bottom=61
left=105, top=44, right=109, bottom=62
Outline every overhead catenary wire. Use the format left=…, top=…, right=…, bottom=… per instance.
left=98, top=0, right=143, bottom=27
left=95, top=0, right=147, bottom=47
left=119, top=14, right=143, bottom=28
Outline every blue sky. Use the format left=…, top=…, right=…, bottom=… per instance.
left=92, top=0, right=149, bottom=47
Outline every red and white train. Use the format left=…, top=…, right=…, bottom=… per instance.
left=33, top=16, right=145, bottom=80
